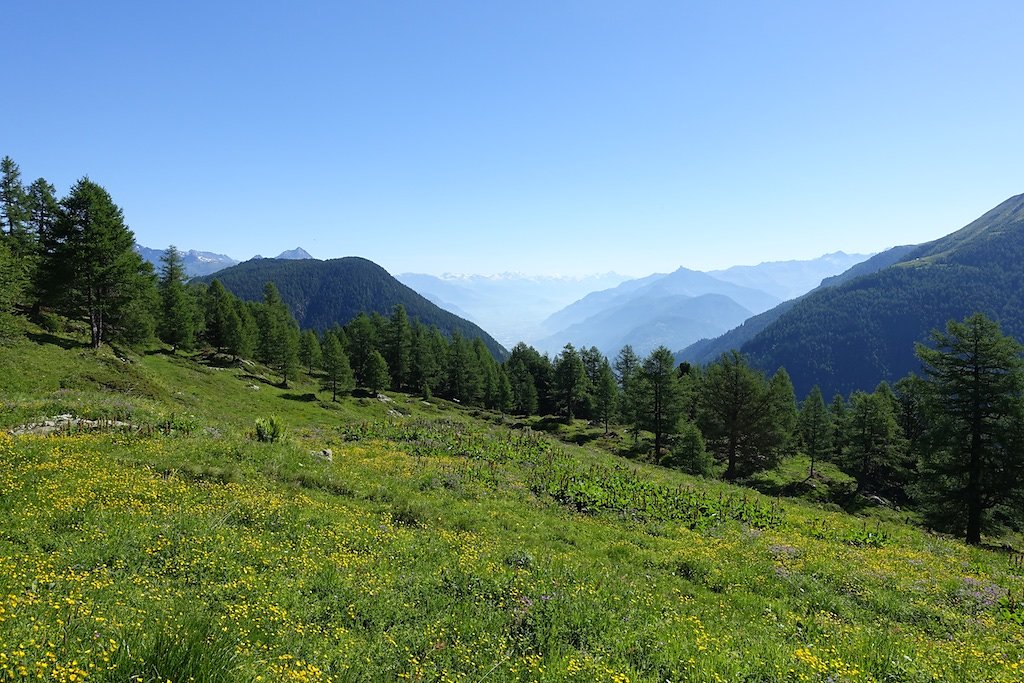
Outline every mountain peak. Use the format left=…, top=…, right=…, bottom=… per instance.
left=276, top=247, right=314, bottom=260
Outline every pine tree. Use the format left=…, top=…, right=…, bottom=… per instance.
left=699, top=351, right=785, bottom=479
left=798, top=385, right=832, bottom=479
left=640, top=346, right=685, bottom=458
left=299, top=329, right=322, bottom=374
left=321, top=332, right=354, bottom=401
left=258, top=282, right=300, bottom=386
left=0, top=157, right=28, bottom=242
left=844, top=390, right=904, bottom=495
left=364, top=350, right=391, bottom=394
left=553, top=344, right=589, bottom=421
left=594, top=358, right=618, bottom=434
left=495, top=366, right=513, bottom=414
left=614, top=345, right=643, bottom=440
left=0, top=238, right=25, bottom=320
left=384, top=304, right=412, bottom=390
left=769, top=367, right=799, bottom=455
left=915, top=313, right=1024, bottom=545
left=508, top=358, right=539, bottom=415
left=157, top=246, right=197, bottom=352
left=346, top=313, right=378, bottom=385
left=43, top=178, right=156, bottom=348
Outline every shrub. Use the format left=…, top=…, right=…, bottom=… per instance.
left=254, top=415, right=286, bottom=443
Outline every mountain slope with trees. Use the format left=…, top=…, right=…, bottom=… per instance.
left=737, top=193, right=1024, bottom=397
left=196, top=257, right=507, bottom=359
left=677, top=245, right=920, bottom=367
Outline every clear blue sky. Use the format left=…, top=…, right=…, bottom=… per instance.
left=6, top=1, right=1023, bottom=276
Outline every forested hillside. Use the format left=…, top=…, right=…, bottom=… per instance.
left=197, top=257, right=507, bottom=359
left=738, top=193, right=1024, bottom=397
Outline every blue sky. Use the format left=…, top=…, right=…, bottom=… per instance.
left=5, top=1, right=1023, bottom=276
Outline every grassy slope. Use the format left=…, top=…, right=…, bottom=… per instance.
left=1, top=322, right=1023, bottom=682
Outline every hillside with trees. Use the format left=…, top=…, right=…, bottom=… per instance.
left=196, top=257, right=507, bottom=360
left=739, top=193, right=1024, bottom=397
left=3, top=153, right=1024, bottom=679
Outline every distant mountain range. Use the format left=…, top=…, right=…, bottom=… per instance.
left=682, top=193, right=1024, bottom=398
left=135, top=245, right=240, bottom=278
left=195, top=256, right=507, bottom=359
left=135, top=245, right=315, bottom=278
left=395, top=272, right=632, bottom=349
left=531, top=254, right=871, bottom=357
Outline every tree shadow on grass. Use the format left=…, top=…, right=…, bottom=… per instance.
left=27, top=331, right=89, bottom=351
left=281, top=392, right=318, bottom=402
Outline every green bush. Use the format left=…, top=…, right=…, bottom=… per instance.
left=254, top=415, right=286, bottom=443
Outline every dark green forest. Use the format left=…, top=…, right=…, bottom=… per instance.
left=2, top=154, right=1023, bottom=546
left=194, top=257, right=507, bottom=359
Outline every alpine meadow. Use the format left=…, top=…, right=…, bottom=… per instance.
left=3, top=143, right=1024, bottom=683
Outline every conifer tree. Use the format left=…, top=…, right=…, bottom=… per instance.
left=43, top=178, right=155, bottom=348
left=769, top=367, right=799, bottom=455
left=614, top=345, right=643, bottom=439
left=0, top=157, right=28, bottom=243
left=495, top=366, right=513, bottom=414
left=594, top=358, right=618, bottom=434
left=321, top=332, right=354, bottom=401
left=157, top=246, right=197, bottom=352
left=507, top=358, right=539, bottom=415
left=799, top=385, right=832, bottom=479
left=553, top=343, right=589, bottom=421
left=299, top=329, right=322, bottom=374
left=364, top=349, right=391, bottom=394
left=384, top=304, right=412, bottom=390
left=699, top=351, right=784, bottom=479
left=640, top=346, right=685, bottom=457
left=844, top=390, right=904, bottom=495
left=915, top=313, right=1024, bottom=544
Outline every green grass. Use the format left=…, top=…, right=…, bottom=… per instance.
left=2, top=322, right=1024, bottom=681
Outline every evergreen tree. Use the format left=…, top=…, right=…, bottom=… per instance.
left=829, top=393, right=849, bottom=462
left=0, top=157, right=28, bottom=243
left=553, top=343, right=589, bottom=421
left=844, top=390, right=905, bottom=495
left=798, top=385, right=832, bottom=479
left=299, top=329, right=322, bottom=374
left=234, top=300, right=258, bottom=360
left=699, top=351, right=784, bottom=479
left=507, top=358, right=539, bottom=415
left=43, top=178, right=155, bottom=348
left=662, top=421, right=713, bottom=476
left=203, top=279, right=233, bottom=351
left=769, top=367, right=799, bottom=455
left=157, top=245, right=197, bottom=352
left=384, top=304, right=412, bottom=390
left=614, top=345, right=643, bottom=439
left=321, top=333, right=354, bottom=401
left=409, top=323, right=440, bottom=397
left=640, top=346, right=685, bottom=457
left=346, top=312, right=378, bottom=384
left=364, top=349, right=391, bottom=394
left=258, top=282, right=300, bottom=386
left=594, top=358, right=618, bottom=434
left=23, top=177, right=59, bottom=311
left=915, top=313, right=1024, bottom=544
left=0, top=235, right=25, bottom=319
left=495, top=366, right=513, bottom=414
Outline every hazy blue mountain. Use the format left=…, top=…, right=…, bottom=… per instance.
left=678, top=245, right=919, bottom=367
left=276, top=247, right=315, bottom=260
left=396, top=272, right=632, bottom=348
left=536, top=267, right=780, bottom=355
left=135, top=244, right=239, bottom=278
left=708, top=251, right=870, bottom=300
left=535, top=292, right=753, bottom=357
left=706, top=193, right=1024, bottom=398
left=197, top=257, right=507, bottom=359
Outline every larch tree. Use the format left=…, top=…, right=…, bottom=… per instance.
left=640, top=346, right=685, bottom=458
left=798, top=385, right=832, bottom=480
left=43, top=178, right=155, bottom=348
left=321, top=332, right=354, bottom=401
left=157, top=245, right=197, bottom=352
left=915, top=313, right=1024, bottom=545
